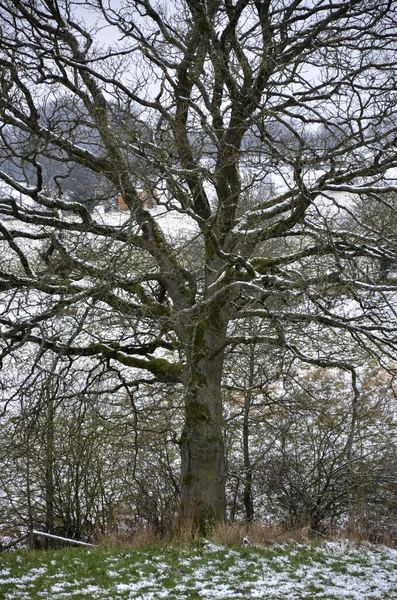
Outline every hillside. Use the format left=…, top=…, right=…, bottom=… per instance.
left=1, top=540, right=397, bottom=599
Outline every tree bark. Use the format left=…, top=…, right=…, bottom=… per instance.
left=179, top=314, right=227, bottom=535
left=243, top=346, right=255, bottom=522
left=242, top=403, right=254, bottom=523
left=44, top=386, right=55, bottom=549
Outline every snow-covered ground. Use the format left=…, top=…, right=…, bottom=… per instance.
left=1, top=540, right=397, bottom=599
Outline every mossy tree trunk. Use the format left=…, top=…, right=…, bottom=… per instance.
left=44, top=384, right=55, bottom=548
left=243, top=345, right=255, bottom=523
left=179, top=309, right=227, bottom=535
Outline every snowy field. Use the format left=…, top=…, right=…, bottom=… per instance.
left=1, top=540, right=397, bottom=599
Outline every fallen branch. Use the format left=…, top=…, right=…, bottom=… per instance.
left=31, top=530, right=97, bottom=548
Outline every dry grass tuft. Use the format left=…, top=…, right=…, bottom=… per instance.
left=97, top=527, right=160, bottom=549
left=96, top=517, right=397, bottom=551
left=211, top=522, right=311, bottom=547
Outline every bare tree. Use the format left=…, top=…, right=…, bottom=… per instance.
left=1, top=0, right=397, bottom=533
left=0, top=348, right=181, bottom=541
left=255, top=364, right=397, bottom=537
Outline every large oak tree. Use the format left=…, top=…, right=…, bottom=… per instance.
left=1, top=0, right=397, bottom=532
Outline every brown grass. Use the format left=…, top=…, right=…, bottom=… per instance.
left=97, top=526, right=160, bottom=549
left=210, top=521, right=310, bottom=547
left=96, top=519, right=397, bottom=550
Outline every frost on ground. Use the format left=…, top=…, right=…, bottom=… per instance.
left=0, top=540, right=397, bottom=599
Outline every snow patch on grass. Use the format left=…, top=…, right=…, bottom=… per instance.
left=0, top=542, right=396, bottom=599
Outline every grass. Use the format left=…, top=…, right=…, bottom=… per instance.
left=0, top=539, right=397, bottom=599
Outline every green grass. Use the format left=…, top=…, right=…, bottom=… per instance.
left=0, top=540, right=396, bottom=599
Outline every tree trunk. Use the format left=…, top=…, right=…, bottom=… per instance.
left=243, top=346, right=255, bottom=522
left=242, top=410, right=254, bottom=523
left=179, top=316, right=227, bottom=535
left=44, top=382, right=55, bottom=549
